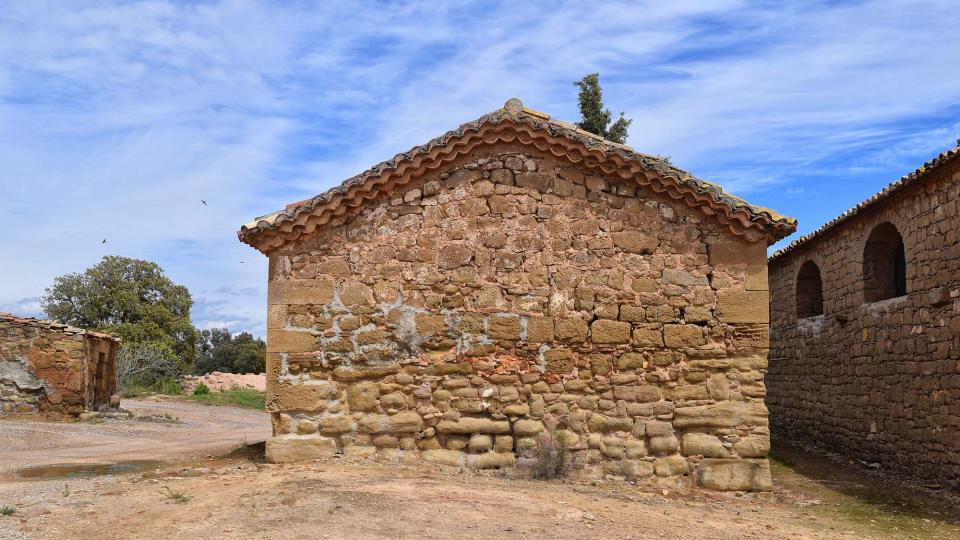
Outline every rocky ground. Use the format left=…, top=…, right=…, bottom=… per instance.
left=0, top=435, right=957, bottom=539
left=180, top=372, right=266, bottom=394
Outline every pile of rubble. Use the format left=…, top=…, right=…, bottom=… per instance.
left=180, top=372, right=266, bottom=394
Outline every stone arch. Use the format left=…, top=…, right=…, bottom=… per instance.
left=795, top=260, right=823, bottom=318
left=862, top=222, right=906, bottom=302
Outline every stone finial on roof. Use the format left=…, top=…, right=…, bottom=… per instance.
left=503, top=97, right=524, bottom=117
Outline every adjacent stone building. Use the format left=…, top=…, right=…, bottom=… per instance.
left=239, top=99, right=796, bottom=490
left=0, top=313, right=120, bottom=417
left=768, top=143, right=960, bottom=491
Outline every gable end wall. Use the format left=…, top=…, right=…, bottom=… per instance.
left=264, top=143, right=774, bottom=490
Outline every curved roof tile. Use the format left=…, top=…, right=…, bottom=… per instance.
left=239, top=99, right=797, bottom=253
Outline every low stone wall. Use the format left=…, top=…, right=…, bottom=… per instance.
left=0, top=361, right=47, bottom=414
left=0, top=314, right=119, bottom=417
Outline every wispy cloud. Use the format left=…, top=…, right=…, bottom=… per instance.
left=1, top=0, right=958, bottom=335
left=0, top=297, right=44, bottom=318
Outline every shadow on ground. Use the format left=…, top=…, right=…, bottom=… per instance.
left=771, top=441, right=959, bottom=538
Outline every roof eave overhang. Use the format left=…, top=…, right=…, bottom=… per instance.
left=240, top=104, right=797, bottom=255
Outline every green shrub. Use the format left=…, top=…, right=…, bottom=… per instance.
left=161, top=487, right=190, bottom=504
left=186, top=388, right=265, bottom=410
left=121, top=377, right=182, bottom=398
left=117, top=342, right=185, bottom=390
left=154, top=378, right=182, bottom=395
left=194, top=328, right=265, bottom=375
left=192, top=382, right=210, bottom=395
left=1, top=506, right=14, bottom=517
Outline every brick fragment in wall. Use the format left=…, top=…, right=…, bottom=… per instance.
left=266, top=329, right=317, bottom=353
left=258, top=148, right=775, bottom=491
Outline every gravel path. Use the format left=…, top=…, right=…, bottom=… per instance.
left=0, top=399, right=271, bottom=475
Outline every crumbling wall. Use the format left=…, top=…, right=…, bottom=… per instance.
left=768, top=158, right=960, bottom=491
left=265, top=144, right=774, bottom=490
left=0, top=315, right=118, bottom=416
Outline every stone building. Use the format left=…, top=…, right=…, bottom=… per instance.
left=768, top=143, right=960, bottom=491
left=239, top=99, right=796, bottom=491
left=0, top=313, right=120, bottom=417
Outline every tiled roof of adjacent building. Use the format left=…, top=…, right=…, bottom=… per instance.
left=239, top=98, right=797, bottom=253
left=0, top=313, right=120, bottom=341
left=769, top=141, right=960, bottom=262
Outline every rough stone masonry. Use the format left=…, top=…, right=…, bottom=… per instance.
left=239, top=99, right=796, bottom=491
left=768, top=142, right=960, bottom=492
left=0, top=313, right=119, bottom=417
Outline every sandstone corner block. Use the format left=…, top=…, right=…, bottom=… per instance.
left=697, top=459, right=772, bottom=491
left=266, top=436, right=338, bottom=463
left=716, top=290, right=770, bottom=323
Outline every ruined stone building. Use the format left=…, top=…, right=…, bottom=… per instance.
left=1, top=313, right=120, bottom=417
left=239, top=99, right=796, bottom=491
left=768, top=143, right=960, bottom=491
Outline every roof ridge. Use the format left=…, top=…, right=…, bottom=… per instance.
left=240, top=99, right=797, bottom=253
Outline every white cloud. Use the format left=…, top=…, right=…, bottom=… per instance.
left=1, top=1, right=958, bottom=336
left=0, top=297, right=44, bottom=318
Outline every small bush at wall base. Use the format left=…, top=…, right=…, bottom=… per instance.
left=1, top=506, right=14, bottom=516
left=529, top=429, right=572, bottom=480
left=192, top=382, right=210, bottom=395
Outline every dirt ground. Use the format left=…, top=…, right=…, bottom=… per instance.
left=0, top=399, right=271, bottom=474
left=1, top=420, right=957, bottom=540
left=0, top=450, right=960, bottom=539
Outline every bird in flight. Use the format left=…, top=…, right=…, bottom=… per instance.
left=201, top=200, right=207, bottom=206
left=101, top=238, right=107, bottom=244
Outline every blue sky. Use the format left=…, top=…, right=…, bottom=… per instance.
left=1, top=0, right=958, bottom=336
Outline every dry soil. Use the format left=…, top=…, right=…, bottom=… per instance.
left=0, top=402, right=956, bottom=540
left=0, top=398, right=270, bottom=474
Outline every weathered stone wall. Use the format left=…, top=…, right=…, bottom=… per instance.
left=0, top=315, right=119, bottom=417
left=265, top=143, right=774, bottom=490
left=768, top=158, right=960, bottom=491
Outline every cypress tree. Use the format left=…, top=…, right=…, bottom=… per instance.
left=573, top=73, right=632, bottom=144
